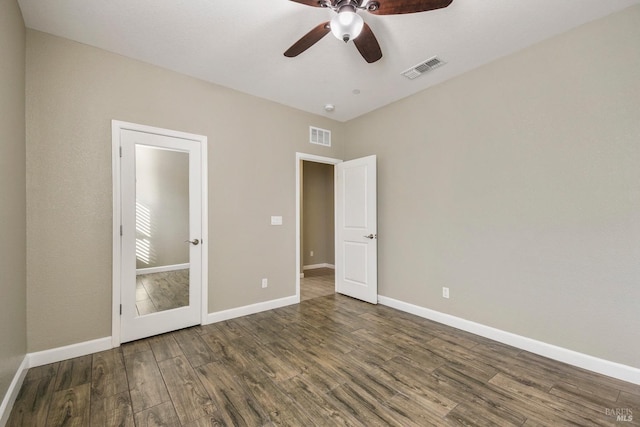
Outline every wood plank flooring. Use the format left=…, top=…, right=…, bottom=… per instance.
left=8, top=277, right=640, bottom=426
left=136, top=270, right=189, bottom=316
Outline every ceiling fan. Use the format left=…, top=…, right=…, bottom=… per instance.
left=284, top=0, right=453, bottom=63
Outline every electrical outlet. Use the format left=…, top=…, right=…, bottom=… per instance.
left=310, top=251, right=314, bottom=257
left=442, top=287, right=449, bottom=299
left=261, top=278, right=268, bottom=288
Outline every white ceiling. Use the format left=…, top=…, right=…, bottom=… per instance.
left=17, top=0, right=640, bottom=122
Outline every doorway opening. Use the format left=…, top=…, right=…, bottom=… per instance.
left=301, top=160, right=335, bottom=301
left=295, top=153, right=341, bottom=301
left=296, top=152, right=378, bottom=304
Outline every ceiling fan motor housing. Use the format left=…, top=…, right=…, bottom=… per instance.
left=330, top=3, right=364, bottom=42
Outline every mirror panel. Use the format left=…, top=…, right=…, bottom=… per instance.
left=134, top=145, right=190, bottom=316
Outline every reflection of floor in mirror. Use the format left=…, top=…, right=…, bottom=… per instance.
left=300, top=267, right=335, bottom=301
left=136, top=269, right=189, bottom=316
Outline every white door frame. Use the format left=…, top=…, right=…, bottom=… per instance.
left=112, top=120, right=208, bottom=347
left=295, top=153, right=342, bottom=301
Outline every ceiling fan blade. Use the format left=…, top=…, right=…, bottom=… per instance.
left=367, top=0, right=452, bottom=15
left=288, top=0, right=325, bottom=8
left=284, top=22, right=331, bottom=57
left=353, top=23, right=382, bottom=63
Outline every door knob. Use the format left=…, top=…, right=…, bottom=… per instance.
left=363, top=234, right=377, bottom=240
left=185, top=239, right=200, bottom=245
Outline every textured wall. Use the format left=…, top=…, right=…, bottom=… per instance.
left=345, top=6, right=640, bottom=368
left=0, top=0, right=27, bottom=404
left=26, top=30, right=345, bottom=352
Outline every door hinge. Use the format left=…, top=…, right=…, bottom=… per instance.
left=120, top=304, right=122, bottom=315
left=120, top=225, right=123, bottom=236
left=119, top=146, right=123, bottom=157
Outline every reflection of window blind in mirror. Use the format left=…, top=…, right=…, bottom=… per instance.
left=310, top=126, right=331, bottom=147
left=135, top=145, right=190, bottom=270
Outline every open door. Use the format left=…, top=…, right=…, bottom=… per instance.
left=335, top=155, right=377, bottom=304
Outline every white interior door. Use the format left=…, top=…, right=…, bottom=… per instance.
left=335, top=155, right=377, bottom=304
left=119, top=128, right=203, bottom=343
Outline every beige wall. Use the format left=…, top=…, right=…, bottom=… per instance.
left=0, top=0, right=27, bottom=402
left=26, top=30, right=345, bottom=352
left=135, top=146, right=189, bottom=269
left=345, top=6, right=640, bottom=368
left=302, top=161, right=335, bottom=267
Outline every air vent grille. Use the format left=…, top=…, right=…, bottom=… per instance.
left=309, top=126, right=331, bottom=147
left=401, top=56, right=445, bottom=80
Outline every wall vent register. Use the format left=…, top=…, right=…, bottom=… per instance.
left=309, top=126, right=331, bottom=147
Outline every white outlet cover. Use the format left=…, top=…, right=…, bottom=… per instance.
left=271, top=216, right=283, bottom=225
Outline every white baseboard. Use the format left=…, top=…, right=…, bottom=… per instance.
left=205, top=295, right=299, bottom=324
left=378, top=296, right=640, bottom=385
left=136, top=263, right=189, bottom=275
left=9, top=295, right=297, bottom=372
left=303, top=263, right=335, bottom=270
left=0, top=356, right=29, bottom=427
left=28, top=337, right=113, bottom=368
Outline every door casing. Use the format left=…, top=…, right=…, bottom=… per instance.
left=112, top=120, right=208, bottom=347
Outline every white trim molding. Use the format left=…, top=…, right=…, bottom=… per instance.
left=378, top=296, right=640, bottom=385
left=0, top=356, right=29, bottom=427
left=200, top=139, right=209, bottom=330
left=28, top=337, right=113, bottom=368
left=136, top=263, right=190, bottom=275
left=303, top=263, right=335, bottom=270
left=205, top=295, right=298, bottom=324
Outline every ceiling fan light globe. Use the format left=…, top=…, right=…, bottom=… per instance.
left=330, top=11, right=364, bottom=42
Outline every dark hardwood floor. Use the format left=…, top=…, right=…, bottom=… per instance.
left=8, top=277, right=640, bottom=426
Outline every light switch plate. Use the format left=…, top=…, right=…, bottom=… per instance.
left=271, top=216, right=283, bottom=225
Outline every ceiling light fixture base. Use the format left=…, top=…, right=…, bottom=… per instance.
left=323, top=0, right=368, bottom=42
